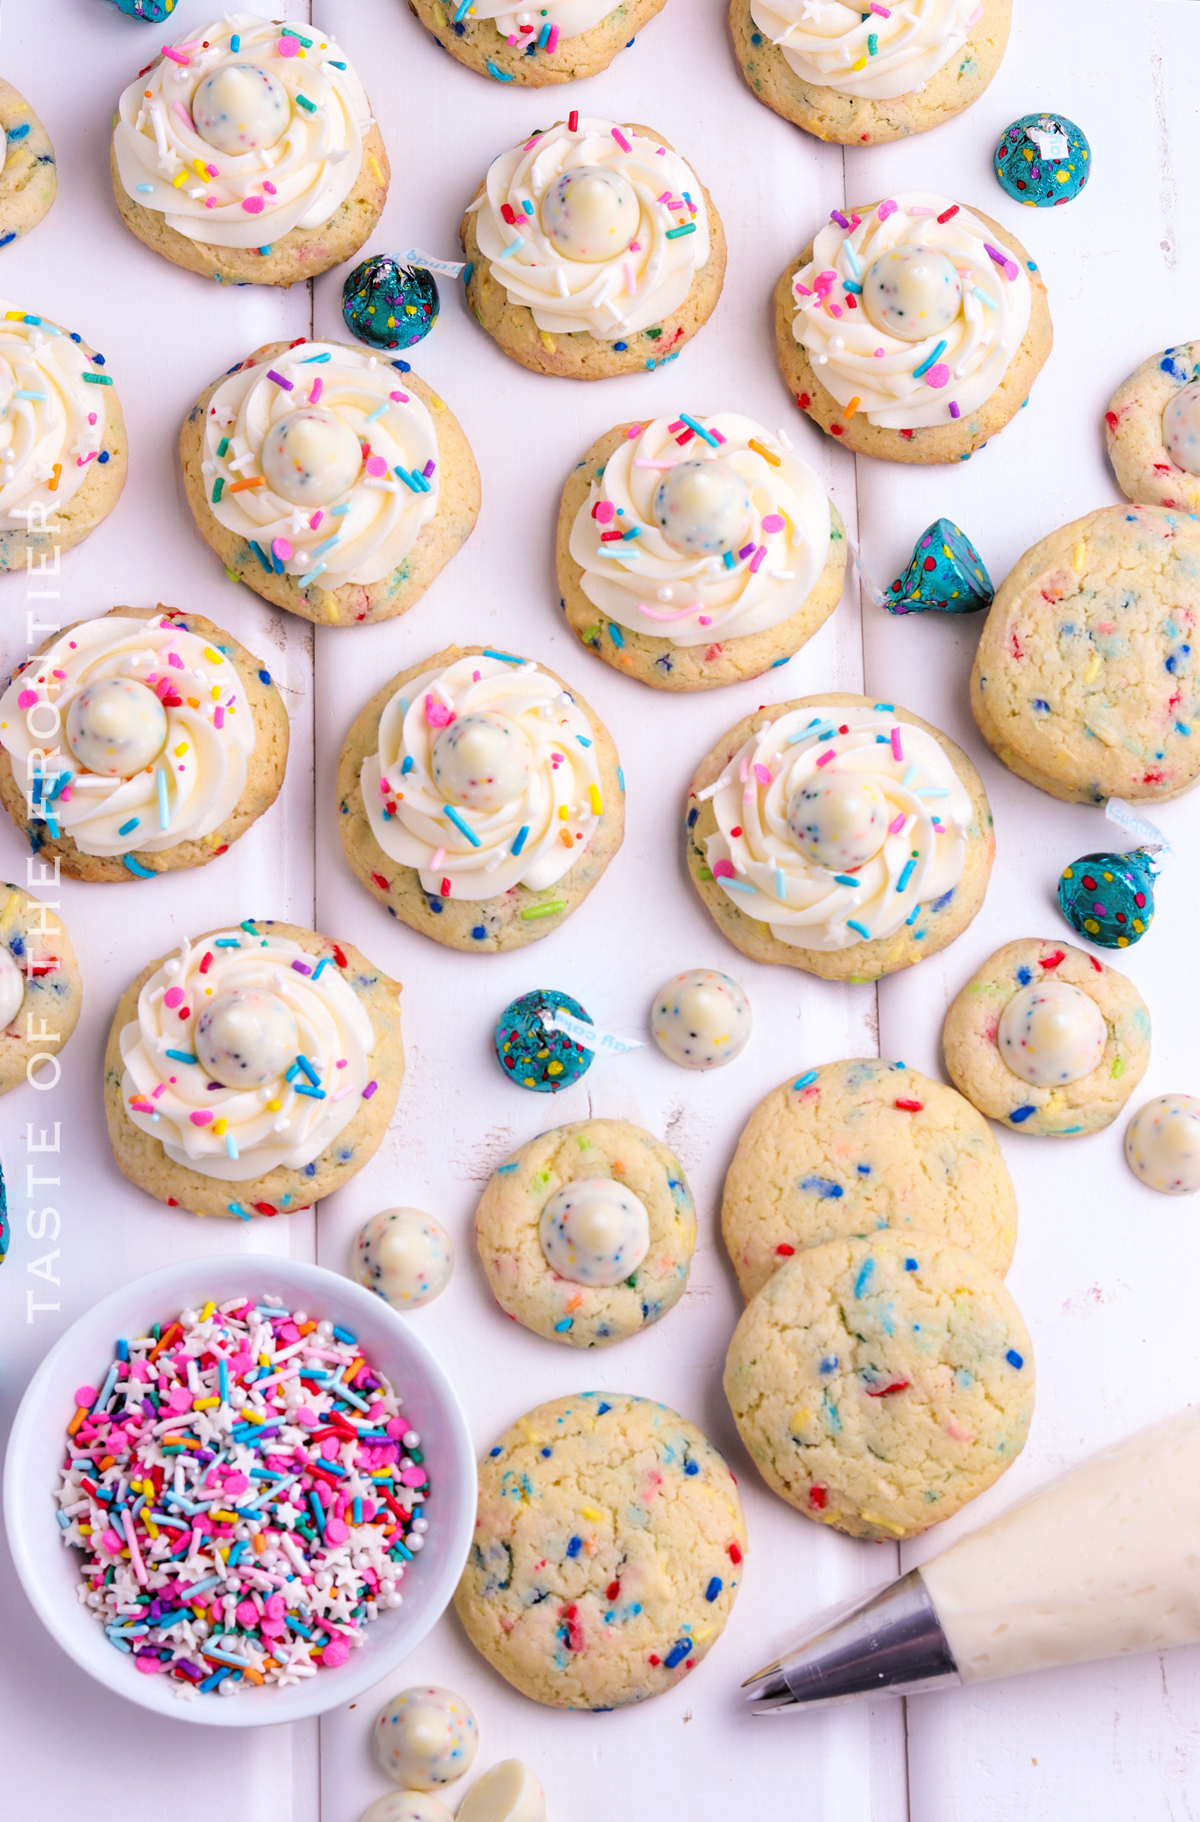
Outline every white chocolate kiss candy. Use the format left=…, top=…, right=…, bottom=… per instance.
left=457, top=1762, right=548, bottom=1822
left=374, top=1687, right=480, bottom=1791
left=787, top=773, right=890, bottom=871
left=1163, top=382, right=1200, bottom=477
left=653, top=459, right=753, bottom=557
left=194, top=987, right=299, bottom=1088
left=192, top=64, right=292, bottom=155
left=353, top=1207, right=455, bottom=1310
left=0, top=945, right=25, bottom=1029
left=651, top=968, right=752, bottom=1071
left=361, top=1793, right=454, bottom=1822
left=997, top=981, right=1107, bottom=1088
left=65, top=677, right=169, bottom=777
left=260, top=407, right=364, bottom=508
left=1125, top=1094, right=1200, bottom=1195
left=862, top=246, right=963, bottom=343
left=540, top=163, right=640, bottom=261
left=539, top=1178, right=650, bottom=1286
left=430, top=712, right=534, bottom=812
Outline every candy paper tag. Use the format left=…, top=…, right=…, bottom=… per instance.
left=1105, top=797, right=1174, bottom=861
left=403, top=248, right=466, bottom=278
left=544, top=1011, right=644, bottom=1055
left=1027, top=126, right=1070, bottom=161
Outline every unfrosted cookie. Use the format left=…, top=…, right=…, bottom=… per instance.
left=461, top=118, right=726, bottom=380
left=943, top=939, right=1151, bottom=1136
left=408, top=0, right=667, bottom=85
left=556, top=412, right=846, bottom=689
left=110, top=17, right=388, bottom=288
left=0, top=80, right=56, bottom=245
left=722, top=1059, right=1017, bottom=1301
left=180, top=338, right=479, bottom=628
left=103, top=920, right=403, bottom=1218
left=971, top=505, right=1200, bottom=804
left=474, top=1119, right=696, bottom=1347
left=454, top=1392, right=746, bottom=1708
left=730, top=0, right=1010, bottom=145
left=337, top=645, right=624, bottom=952
left=1105, top=343, right=1200, bottom=514
left=776, top=194, right=1051, bottom=465
left=0, top=310, right=128, bottom=572
left=723, top=1230, right=1034, bottom=1541
left=0, top=607, right=288, bottom=881
left=0, top=884, right=81, bottom=1096
left=686, top=692, right=994, bottom=983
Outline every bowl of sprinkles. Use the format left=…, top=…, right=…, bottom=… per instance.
left=3, top=1255, right=475, bottom=1724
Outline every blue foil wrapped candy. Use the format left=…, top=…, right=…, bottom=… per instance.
left=494, top=989, right=594, bottom=1093
left=885, top=519, right=993, bottom=615
left=101, top=0, right=177, bottom=19
left=342, top=256, right=439, bottom=351
left=1057, top=849, right=1158, bottom=948
left=994, top=113, right=1091, bottom=206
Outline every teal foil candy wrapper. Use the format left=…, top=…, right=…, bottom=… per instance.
left=494, top=989, right=594, bottom=1092
left=886, top=520, right=993, bottom=615
left=1057, top=850, right=1158, bottom=948
left=994, top=113, right=1091, bottom=207
left=101, top=0, right=177, bottom=19
left=343, top=256, right=439, bottom=351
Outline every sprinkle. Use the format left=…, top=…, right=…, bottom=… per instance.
left=890, top=727, right=903, bottom=762
left=611, top=127, right=633, bottom=152
left=444, top=805, right=481, bottom=847
left=123, top=856, right=155, bottom=879
left=520, top=901, right=567, bottom=921
left=749, top=439, right=781, bottom=466
left=847, top=920, right=871, bottom=940
left=912, top=341, right=948, bottom=380
left=665, top=222, right=696, bottom=240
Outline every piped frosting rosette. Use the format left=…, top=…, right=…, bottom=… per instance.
left=120, top=927, right=376, bottom=1181
left=699, top=704, right=971, bottom=950
left=751, top=0, right=978, bottom=100
left=113, top=14, right=370, bottom=249
left=202, top=340, right=438, bottom=588
left=0, top=308, right=109, bottom=526
left=467, top=0, right=612, bottom=42
left=792, top=192, right=1032, bottom=428
left=361, top=653, right=604, bottom=901
left=470, top=118, right=711, bottom=339
left=568, top=412, right=830, bottom=645
left=0, top=613, right=254, bottom=858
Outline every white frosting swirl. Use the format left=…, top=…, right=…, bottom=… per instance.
left=0, top=306, right=109, bottom=527
left=997, top=982, right=1106, bottom=1087
left=539, top=1179, right=650, bottom=1286
left=792, top=192, right=1032, bottom=429
left=470, top=118, right=711, bottom=339
left=362, top=653, right=604, bottom=901
left=113, top=14, right=371, bottom=250
left=0, top=614, right=255, bottom=858
left=750, top=0, right=977, bottom=100
left=467, top=1, right=611, bottom=39
left=568, top=413, right=832, bottom=645
left=202, top=340, right=438, bottom=587
left=0, top=945, right=24, bottom=1029
left=120, top=926, right=376, bottom=1181
left=699, top=703, right=971, bottom=950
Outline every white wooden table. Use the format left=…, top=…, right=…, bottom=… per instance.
left=3, top=2, right=1200, bottom=1816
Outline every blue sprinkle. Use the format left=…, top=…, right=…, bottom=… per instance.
left=1006, top=1349, right=1025, bottom=1368
left=614, top=341, right=628, bottom=351
left=608, top=623, right=625, bottom=648
left=566, top=1536, right=582, bottom=1557
left=487, top=60, right=514, bottom=80
left=123, top=856, right=155, bottom=879
left=471, top=926, right=487, bottom=940
left=819, top=1355, right=838, bottom=1375
left=793, top=1070, right=819, bottom=1090
left=684, top=1460, right=699, bottom=1475
left=490, top=1447, right=503, bottom=1457
left=597, top=1402, right=611, bottom=1415
left=1017, top=966, right=1033, bottom=985
left=905, top=1257, right=918, bottom=1272
left=554, top=1317, right=573, bottom=1332
left=854, top=1258, right=875, bottom=1297
left=664, top=1639, right=691, bottom=1670
left=800, top=1175, right=843, bottom=1199
left=7, top=124, right=30, bottom=142
left=258, top=669, right=271, bottom=685
left=1009, top=1106, right=1037, bottom=1124
left=704, top=1577, right=723, bottom=1602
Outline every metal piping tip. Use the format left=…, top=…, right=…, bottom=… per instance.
left=741, top=1570, right=961, bottom=1713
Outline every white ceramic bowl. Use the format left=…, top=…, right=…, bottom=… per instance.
left=3, top=1254, right=477, bottom=1727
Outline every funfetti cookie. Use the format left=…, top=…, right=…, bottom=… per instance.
left=408, top=0, right=668, bottom=85
left=943, top=938, right=1151, bottom=1137
left=0, top=608, right=288, bottom=881
left=0, top=309, right=128, bottom=573
left=0, top=885, right=82, bottom=1096
left=454, top=1392, right=747, bottom=1708
left=461, top=117, right=726, bottom=380
left=722, top=1059, right=1017, bottom=1302
left=104, top=919, right=403, bottom=1218
left=775, top=192, right=1051, bottom=464
left=181, top=338, right=479, bottom=627
left=0, top=80, right=56, bottom=246
left=686, top=692, right=994, bottom=983
left=337, top=645, right=624, bottom=953
left=1105, top=342, right=1200, bottom=514
left=971, top=505, right=1200, bottom=804
left=110, top=14, right=389, bottom=288
left=730, top=0, right=1011, bottom=145
left=556, top=411, right=846, bottom=690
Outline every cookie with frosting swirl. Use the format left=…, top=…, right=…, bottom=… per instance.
left=730, top=0, right=1011, bottom=145
left=407, top=0, right=668, bottom=86
left=110, top=13, right=389, bottom=288
left=686, top=692, right=994, bottom=981
left=0, top=607, right=288, bottom=880
left=337, top=644, right=624, bottom=951
left=104, top=919, right=403, bottom=1218
left=461, top=117, right=726, bottom=379
left=557, top=410, right=846, bottom=688
left=181, top=337, right=480, bottom=626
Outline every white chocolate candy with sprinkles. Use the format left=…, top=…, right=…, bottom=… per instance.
left=998, top=981, right=1107, bottom=1088
left=192, top=63, right=291, bottom=155
left=787, top=772, right=890, bottom=871
left=361, top=1795, right=455, bottom=1822
left=539, top=1178, right=650, bottom=1286
left=651, top=968, right=752, bottom=1070
left=653, top=458, right=752, bottom=556
left=374, top=1687, right=479, bottom=1790
left=430, top=713, right=533, bottom=813
left=354, top=1208, right=455, bottom=1309
left=260, top=407, right=364, bottom=508
left=1163, top=383, right=1200, bottom=477
left=540, top=164, right=640, bottom=261
left=457, top=1762, right=548, bottom=1822
left=65, top=677, right=168, bottom=778
left=0, top=945, right=24, bottom=1029
left=195, top=987, right=300, bottom=1088
left=1125, top=1095, right=1200, bottom=1194
left=861, top=246, right=963, bottom=343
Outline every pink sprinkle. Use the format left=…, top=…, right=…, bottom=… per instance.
left=968, top=3, right=983, bottom=23
left=310, top=377, right=324, bottom=404
left=102, top=1529, right=124, bottom=1554
left=877, top=199, right=898, bottom=221
left=87, top=413, right=97, bottom=426
left=321, top=1637, right=351, bottom=1667
left=794, top=282, right=813, bottom=297
left=828, top=303, right=843, bottom=318
left=712, top=858, right=736, bottom=880
left=163, top=986, right=184, bottom=1009
left=874, top=348, right=885, bottom=358
left=431, top=847, right=446, bottom=868
left=698, top=615, right=712, bottom=626
left=167, top=651, right=184, bottom=669
left=272, top=538, right=293, bottom=561
left=205, top=163, right=219, bottom=178
left=325, top=1517, right=350, bottom=1545
left=17, top=688, right=37, bottom=709
left=262, top=181, right=277, bottom=196
left=624, top=261, right=637, bottom=297
left=173, top=102, right=194, bottom=131
left=310, top=511, right=324, bottom=531
left=241, top=196, right=265, bottom=214
left=74, top=1386, right=96, bottom=1408
left=365, top=455, right=387, bottom=477
left=924, top=363, right=951, bottom=389
left=546, top=22, right=560, bottom=51
left=869, top=2, right=891, bottom=11
left=816, top=749, right=836, bottom=769
left=625, top=423, right=643, bottom=440
left=890, top=726, right=903, bottom=761
left=753, top=763, right=771, bottom=787
left=611, top=127, right=633, bottom=153
left=388, top=390, right=408, bottom=403
left=161, top=44, right=190, bottom=63
left=277, top=35, right=298, bottom=56
left=214, top=705, right=225, bottom=730
left=750, top=546, right=768, bottom=573
left=595, top=500, right=616, bottom=524
left=424, top=695, right=455, bottom=728
left=984, top=243, right=1019, bottom=282
left=204, top=197, right=217, bottom=209
left=888, top=813, right=906, bottom=835
left=761, top=514, right=786, bottom=533
left=400, top=1466, right=427, bottom=1488
left=945, top=1422, right=973, bottom=1443
left=189, top=1111, right=214, bottom=1127
left=629, top=241, right=641, bottom=251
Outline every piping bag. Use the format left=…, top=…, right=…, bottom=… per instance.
left=744, top=1408, right=1200, bottom=1712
